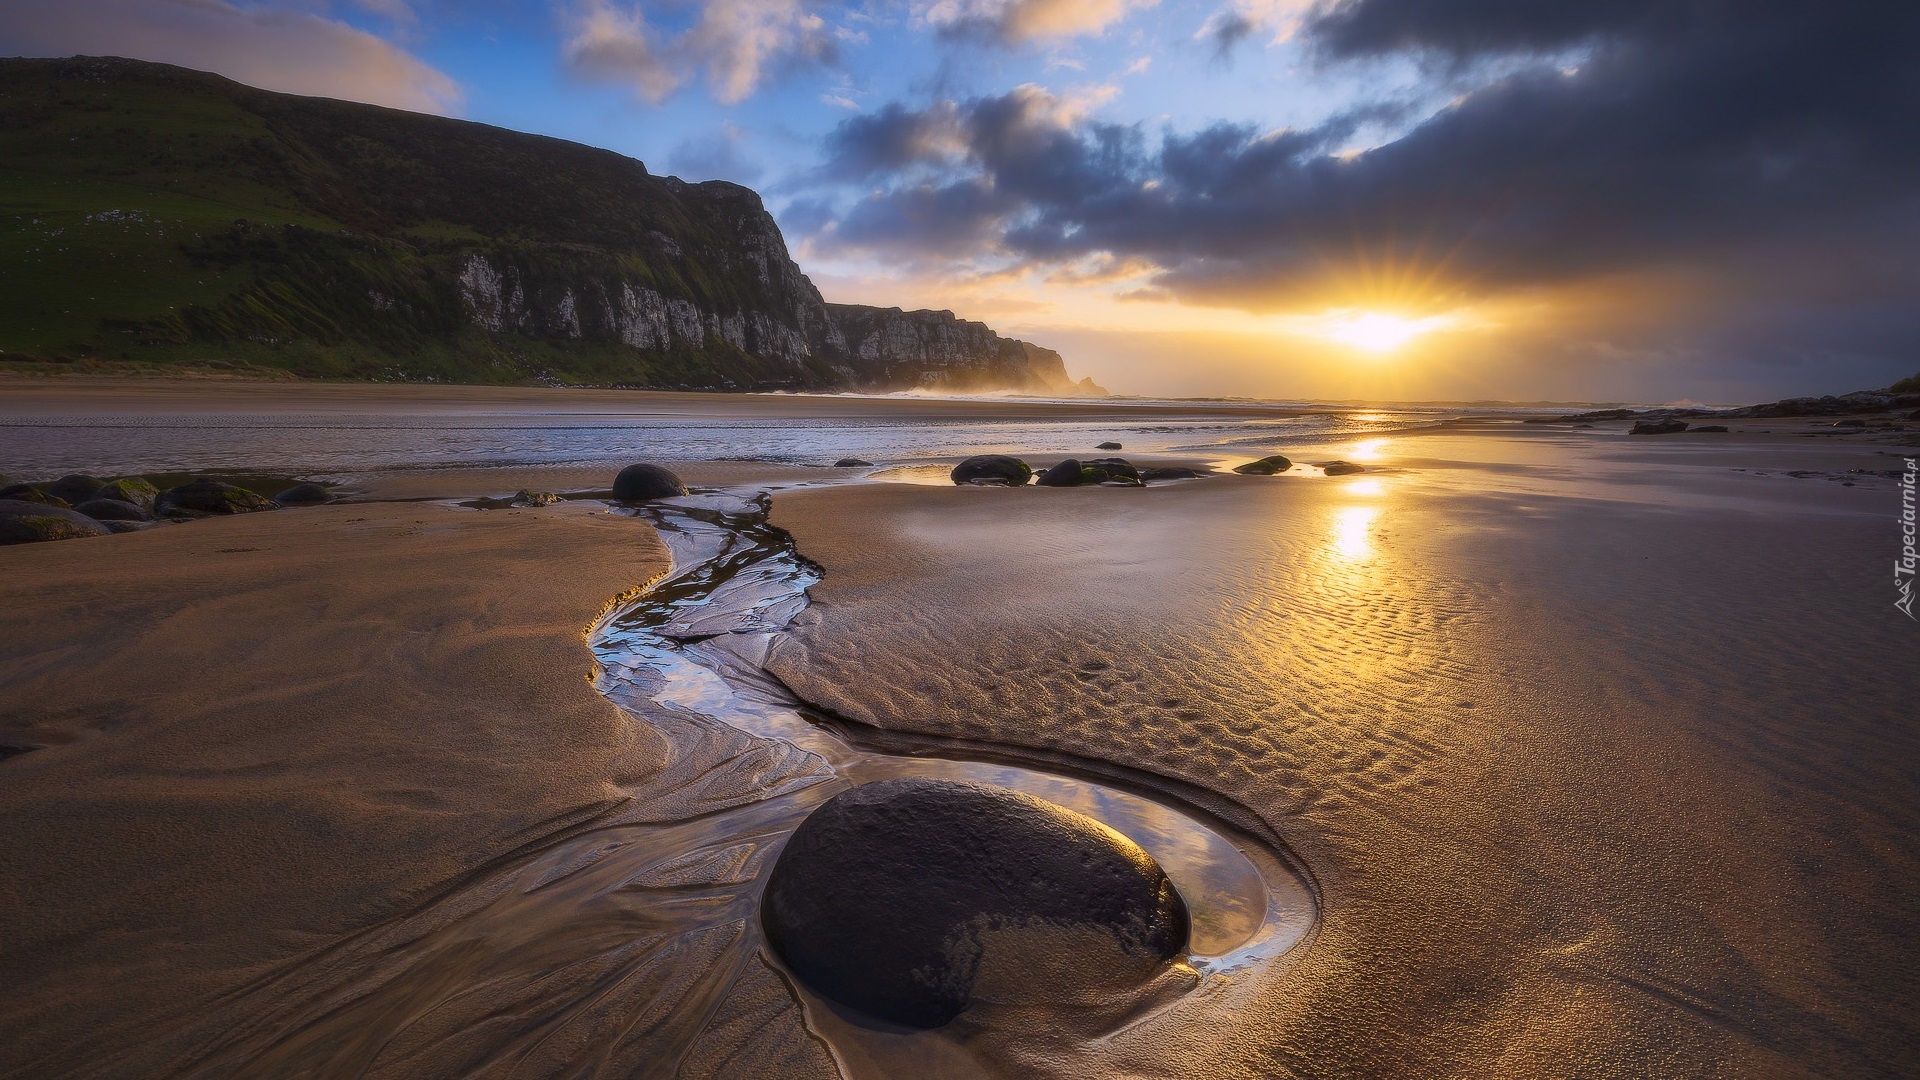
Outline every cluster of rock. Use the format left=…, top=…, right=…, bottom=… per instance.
left=947, top=451, right=1364, bottom=487
left=0, top=474, right=331, bottom=545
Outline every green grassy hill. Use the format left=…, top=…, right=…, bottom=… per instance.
left=0, top=56, right=848, bottom=387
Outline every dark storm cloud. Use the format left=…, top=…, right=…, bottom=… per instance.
left=812, top=0, right=1920, bottom=369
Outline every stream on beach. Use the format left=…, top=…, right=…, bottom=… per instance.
left=177, top=485, right=1317, bottom=1079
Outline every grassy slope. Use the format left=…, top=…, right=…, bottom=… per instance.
left=0, top=56, right=834, bottom=388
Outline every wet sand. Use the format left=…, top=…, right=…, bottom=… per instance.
left=1, top=380, right=1915, bottom=1077
left=0, top=501, right=671, bottom=1076
left=768, top=431, right=1918, bottom=1077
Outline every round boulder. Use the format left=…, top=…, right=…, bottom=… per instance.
left=274, top=482, right=332, bottom=506
left=75, top=498, right=152, bottom=522
left=612, top=463, right=689, bottom=501
left=950, top=455, right=1031, bottom=487
left=155, top=479, right=274, bottom=516
left=761, top=778, right=1190, bottom=1029
left=92, top=478, right=159, bottom=509
left=0, top=500, right=113, bottom=545
left=1035, top=458, right=1086, bottom=487
left=1233, top=455, right=1292, bottom=475
left=45, top=474, right=106, bottom=506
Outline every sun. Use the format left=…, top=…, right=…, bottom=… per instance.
left=1318, top=311, right=1450, bottom=353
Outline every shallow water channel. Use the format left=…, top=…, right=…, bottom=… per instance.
left=591, top=489, right=1317, bottom=1074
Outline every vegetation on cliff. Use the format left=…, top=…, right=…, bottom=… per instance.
left=0, top=56, right=1091, bottom=393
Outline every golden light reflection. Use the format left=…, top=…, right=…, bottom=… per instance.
left=1331, top=505, right=1377, bottom=560
left=1350, top=438, right=1386, bottom=460
left=1345, top=478, right=1384, bottom=496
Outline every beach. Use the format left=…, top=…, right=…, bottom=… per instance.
left=1, top=378, right=1915, bottom=1077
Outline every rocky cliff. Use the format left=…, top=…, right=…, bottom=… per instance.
left=0, top=56, right=1101, bottom=394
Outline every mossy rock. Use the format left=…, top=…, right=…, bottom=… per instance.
left=1233, top=455, right=1292, bottom=475
left=513, top=489, right=561, bottom=506
left=0, top=484, right=70, bottom=508
left=155, top=479, right=275, bottom=516
left=93, top=478, right=160, bottom=509
left=1035, top=458, right=1086, bottom=486
left=0, top=500, right=113, bottom=544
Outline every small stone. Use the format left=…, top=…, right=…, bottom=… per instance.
left=513, top=489, right=561, bottom=507
left=1629, top=419, right=1689, bottom=435
left=834, top=458, right=875, bottom=468
left=613, top=463, right=689, bottom=501
left=1691, top=425, right=1730, bottom=433
left=762, top=778, right=1189, bottom=1030
left=950, top=455, right=1032, bottom=487
left=1322, top=461, right=1366, bottom=476
left=1139, top=467, right=1200, bottom=482
left=274, top=483, right=333, bottom=506
left=1233, top=455, right=1292, bottom=475
left=1096, top=441, right=1123, bottom=450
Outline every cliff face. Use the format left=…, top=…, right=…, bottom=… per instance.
left=0, top=56, right=1098, bottom=394
left=823, top=305, right=1102, bottom=394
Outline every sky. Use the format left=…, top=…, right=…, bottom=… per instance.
left=3, top=0, right=1916, bottom=402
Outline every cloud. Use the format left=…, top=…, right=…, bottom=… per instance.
left=922, top=0, right=1154, bottom=46
left=0, top=0, right=460, bottom=112
left=563, top=0, right=837, bottom=104
left=806, top=1, right=1920, bottom=381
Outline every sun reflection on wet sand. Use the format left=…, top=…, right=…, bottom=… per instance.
left=1332, top=505, right=1378, bottom=560
left=1350, top=438, right=1387, bottom=460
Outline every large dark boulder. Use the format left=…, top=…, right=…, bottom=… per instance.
left=1630, top=419, right=1689, bottom=435
left=274, top=482, right=333, bottom=506
left=45, top=474, right=105, bottom=506
left=75, top=498, right=152, bottom=522
left=761, top=778, right=1189, bottom=1029
left=950, top=455, right=1031, bottom=486
left=612, top=463, right=689, bottom=501
left=92, top=478, right=159, bottom=509
left=0, top=500, right=113, bottom=544
left=155, top=479, right=275, bottom=516
left=0, top=484, right=69, bottom=508
left=1233, top=455, right=1292, bottom=475
left=1035, top=459, right=1086, bottom=487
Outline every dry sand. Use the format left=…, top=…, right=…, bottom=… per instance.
left=768, top=432, right=1918, bottom=1078
left=0, top=500, right=670, bottom=1076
